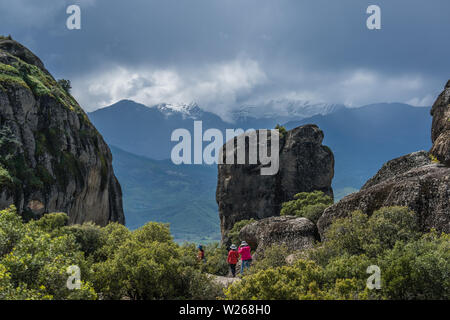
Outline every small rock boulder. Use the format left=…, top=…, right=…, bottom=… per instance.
left=239, top=216, right=319, bottom=257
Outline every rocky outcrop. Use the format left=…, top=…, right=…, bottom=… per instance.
left=318, top=162, right=449, bottom=238
left=217, top=124, right=334, bottom=243
left=430, top=80, right=450, bottom=166
left=318, top=82, right=450, bottom=239
left=239, top=216, right=318, bottom=257
left=361, top=151, right=432, bottom=189
left=0, top=37, right=124, bottom=225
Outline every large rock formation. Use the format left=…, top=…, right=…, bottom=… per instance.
left=317, top=159, right=450, bottom=238
left=0, top=37, right=124, bottom=225
left=361, top=151, right=432, bottom=189
left=430, top=80, right=450, bottom=166
left=318, top=80, right=450, bottom=239
left=239, top=216, right=319, bottom=257
left=217, top=124, right=334, bottom=243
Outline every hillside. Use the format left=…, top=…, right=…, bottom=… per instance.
left=110, top=145, right=220, bottom=242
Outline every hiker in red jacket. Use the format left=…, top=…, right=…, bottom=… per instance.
left=227, top=244, right=239, bottom=277
left=238, top=241, right=252, bottom=275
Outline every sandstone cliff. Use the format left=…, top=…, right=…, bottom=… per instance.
left=0, top=37, right=124, bottom=225
left=217, top=124, right=334, bottom=243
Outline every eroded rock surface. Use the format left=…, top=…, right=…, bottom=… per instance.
left=239, top=216, right=318, bottom=257
left=0, top=38, right=124, bottom=225
left=217, top=124, right=334, bottom=243
left=430, top=80, right=450, bottom=166
left=318, top=162, right=450, bottom=238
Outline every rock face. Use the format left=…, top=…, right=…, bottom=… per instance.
left=0, top=37, right=124, bottom=225
left=239, top=216, right=318, bottom=257
left=318, top=157, right=450, bottom=238
left=361, top=151, right=432, bottom=189
left=217, top=124, right=334, bottom=243
left=317, top=82, right=450, bottom=239
left=430, top=80, right=450, bottom=166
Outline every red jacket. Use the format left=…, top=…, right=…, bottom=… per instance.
left=227, top=250, right=239, bottom=264
left=238, top=245, right=252, bottom=261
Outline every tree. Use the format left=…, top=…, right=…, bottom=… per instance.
left=0, top=207, right=97, bottom=300
left=57, top=79, right=72, bottom=94
left=275, top=124, right=287, bottom=138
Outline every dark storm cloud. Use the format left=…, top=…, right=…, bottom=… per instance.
left=1, top=0, right=449, bottom=112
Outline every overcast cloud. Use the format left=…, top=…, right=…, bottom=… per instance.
left=0, top=0, right=449, bottom=113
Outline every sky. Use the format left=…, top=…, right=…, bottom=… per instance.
left=1, top=0, right=449, bottom=116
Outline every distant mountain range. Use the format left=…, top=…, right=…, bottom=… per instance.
left=89, top=100, right=432, bottom=242
left=89, top=99, right=342, bottom=160
left=284, top=103, right=432, bottom=195
left=230, top=100, right=345, bottom=124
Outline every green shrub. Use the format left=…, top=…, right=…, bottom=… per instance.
left=280, top=191, right=333, bottom=223
left=33, top=212, right=69, bottom=233
left=225, top=206, right=448, bottom=300
left=228, top=219, right=255, bottom=246
left=57, top=79, right=72, bottom=94
left=249, top=244, right=290, bottom=274
left=275, top=124, right=287, bottom=138
left=200, top=243, right=229, bottom=276
left=63, top=223, right=103, bottom=257
left=0, top=207, right=96, bottom=300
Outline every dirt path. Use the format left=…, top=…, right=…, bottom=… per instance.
left=208, top=274, right=241, bottom=287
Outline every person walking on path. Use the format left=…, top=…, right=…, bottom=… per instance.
left=197, top=245, right=206, bottom=263
left=227, top=244, right=239, bottom=277
left=238, top=241, right=252, bottom=275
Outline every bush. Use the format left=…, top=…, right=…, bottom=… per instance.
left=57, top=79, right=71, bottom=94
left=280, top=191, right=333, bottom=223
left=249, top=244, right=290, bottom=274
left=275, top=124, right=287, bottom=138
left=313, top=206, right=420, bottom=261
left=0, top=207, right=96, bottom=300
left=379, top=231, right=450, bottom=299
left=225, top=259, right=331, bottom=300
left=225, top=206, right=449, bottom=300
left=200, top=243, right=229, bottom=276
left=62, top=222, right=103, bottom=257
left=33, top=212, right=69, bottom=233
left=228, top=219, right=255, bottom=246
left=90, top=222, right=221, bottom=300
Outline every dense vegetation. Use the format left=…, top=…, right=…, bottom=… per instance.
left=1, top=202, right=448, bottom=300
left=0, top=206, right=222, bottom=300
left=225, top=206, right=449, bottom=300
left=280, top=190, right=333, bottom=223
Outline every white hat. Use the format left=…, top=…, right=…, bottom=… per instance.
left=241, top=241, right=248, bottom=246
left=230, top=244, right=237, bottom=250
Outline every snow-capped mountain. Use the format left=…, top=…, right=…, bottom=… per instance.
left=155, top=102, right=204, bottom=120
left=230, top=100, right=346, bottom=123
